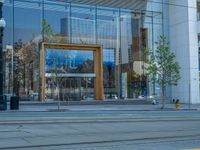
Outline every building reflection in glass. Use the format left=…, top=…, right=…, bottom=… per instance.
left=3, top=0, right=163, bottom=100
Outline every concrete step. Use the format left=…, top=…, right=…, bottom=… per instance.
left=19, top=99, right=152, bottom=106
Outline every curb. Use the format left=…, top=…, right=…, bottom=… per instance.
left=18, top=100, right=152, bottom=106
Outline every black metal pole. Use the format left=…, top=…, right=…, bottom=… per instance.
left=0, top=2, right=3, bottom=97
left=0, top=1, right=7, bottom=111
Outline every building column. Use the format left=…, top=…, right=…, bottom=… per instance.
left=169, top=0, right=200, bottom=103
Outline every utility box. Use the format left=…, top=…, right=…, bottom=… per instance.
left=10, top=96, right=19, bottom=110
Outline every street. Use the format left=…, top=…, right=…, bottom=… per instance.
left=0, top=105, right=200, bottom=150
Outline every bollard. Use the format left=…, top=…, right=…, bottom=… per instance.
left=175, top=99, right=180, bottom=109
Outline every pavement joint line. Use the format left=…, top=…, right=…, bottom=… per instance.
left=1, top=108, right=199, bottom=112
left=3, top=109, right=199, bottom=111
left=186, top=148, right=200, bottom=150
left=0, top=118, right=200, bottom=125
left=0, top=116, right=199, bottom=120
left=0, top=115, right=199, bottom=120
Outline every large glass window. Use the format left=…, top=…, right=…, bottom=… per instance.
left=198, top=35, right=200, bottom=71
left=3, top=0, right=164, bottom=101
left=46, top=49, right=94, bottom=74
left=45, top=49, right=95, bottom=100
left=71, top=4, right=96, bottom=44
left=197, top=2, right=200, bottom=20
left=3, top=0, right=13, bottom=94
left=120, top=10, right=148, bottom=99
left=144, top=1, right=164, bottom=98
left=43, top=0, right=69, bottom=43
left=13, top=0, right=42, bottom=97
left=97, top=7, right=120, bottom=98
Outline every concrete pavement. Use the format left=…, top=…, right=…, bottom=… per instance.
left=1, top=102, right=200, bottom=150
left=0, top=108, right=200, bottom=149
left=5, top=101, right=200, bottom=112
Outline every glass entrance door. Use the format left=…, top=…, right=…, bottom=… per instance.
left=64, top=77, right=94, bottom=101
left=65, top=77, right=82, bottom=101
left=42, top=43, right=104, bottom=101
left=46, top=77, right=94, bottom=101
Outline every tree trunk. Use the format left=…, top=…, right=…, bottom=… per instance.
left=161, top=83, right=165, bottom=109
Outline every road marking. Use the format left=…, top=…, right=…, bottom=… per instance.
left=187, top=149, right=200, bottom=150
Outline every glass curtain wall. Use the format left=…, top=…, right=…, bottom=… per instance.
left=197, top=1, right=200, bottom=21
left=97, top=7, right=120, bottom=99
left=43, top=0, right=69, bottom=43
left=71, top=4, right=96, bottom=44
left=13, top=0, right=42, bottom=99
left=3, top=0, right=13, bottom=95
left=120, top=10, right=143, bottom=99
left=3, top=0, right=163, bottom=100
left=144, top=0, right=164, bottom=99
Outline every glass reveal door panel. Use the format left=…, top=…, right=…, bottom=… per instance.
left=45, top=48, right=95, bottom=101
left=63, top=78, right=82, bottom=101
left=63, top=77, right=94, bottom=101
left=46, top=49, right=94, bottom=74
left=46, top=77, right=94, bottom=101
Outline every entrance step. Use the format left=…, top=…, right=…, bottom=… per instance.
left=19, top=99, right=152, bottom=106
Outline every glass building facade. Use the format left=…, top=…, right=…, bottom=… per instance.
left=3, top=0, right=163, bottom=100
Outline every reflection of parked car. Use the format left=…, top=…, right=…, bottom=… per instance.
left=112, top=95, right=118, bottom=99
left=138, top=95, right=145, bottom=99
left=148, top=95, right=154, bottom=99
left=151, top=99, right=158, bottom=105
left=147, top=95, right=159, bottom=104
left=29, top=92, right=38, bottom=100
left=3, top=94, right=13, bottom=101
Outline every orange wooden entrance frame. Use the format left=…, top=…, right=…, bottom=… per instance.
left=40, top=43, right=104, bottom=101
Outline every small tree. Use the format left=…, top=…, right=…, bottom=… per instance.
left=42, top=19, right=55, bottom=42
left=42, top=19, right=68, bottom=43
left=50, top=58, right=63, bottom=110
left=144, top=36, right=181, bottom=109
left=49, top=50, right=69, bottom=110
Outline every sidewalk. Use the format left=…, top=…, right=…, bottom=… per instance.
left=5, top=100, right=200, bottom=112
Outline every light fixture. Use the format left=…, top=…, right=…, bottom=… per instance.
left=0, top=0, right=4, bottom=4
left=132, top=12, right=141, bottom=19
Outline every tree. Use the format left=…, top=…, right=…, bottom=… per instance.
left=13, top=39, right=38, bottom=96
left=127, top=71, right=147, bottom=98
left=48, top=50, right=69, bottom=110
left=42, top=19, right=55, bottom=42
left=50, top=58, right=63, bottom=110
left=42, top=19, right=69, bottom=106
left=42, top=19, right=68, bottom=43
left=144, top=36, right=181, bottom=109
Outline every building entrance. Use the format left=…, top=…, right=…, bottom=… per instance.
left=40, top=43, right=104, bottom=101
left=65, top=77, right=94, bottom=101
left=46, top=74, right=95, bottom=101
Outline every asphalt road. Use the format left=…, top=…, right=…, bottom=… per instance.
left=0, top=109, right=200, bottom=150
